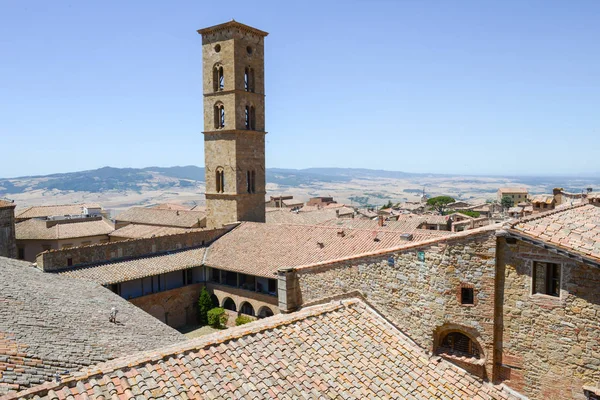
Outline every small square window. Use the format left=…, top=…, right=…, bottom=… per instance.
left=461, top=287, right=474, bottom=305
left=532, top=261, right=560, bottom=297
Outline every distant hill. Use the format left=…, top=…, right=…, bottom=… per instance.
left=1, top=165, right=598, bottom=197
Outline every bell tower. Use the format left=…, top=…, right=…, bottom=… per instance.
left=197, top=21, right=268, bottom=228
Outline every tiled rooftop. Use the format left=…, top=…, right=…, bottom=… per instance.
left=530, top=194, right=554, bottom=204
left=114, top=207, right=206, bottom=228
left=56, top=247, right=206, bottom=285
left=0, top=257, right=184, bottom=396
left=15, top=218, right=114, bottom=240
left=109, top=223, right=201, bottom=239
left=0, top=200, right=15, bottom=209
left=498, top=187, right=528, bottom=194
left=8, top=298, right=518, bottom=400
left=205, top=222, right=456, bottom=277
left=265, top=207, right=341, bottom=225
left=15, top=204, right=100, bottom=220
left=320, top=218, right=453, bottom=237
left=509, top=204, right=600, bottom=261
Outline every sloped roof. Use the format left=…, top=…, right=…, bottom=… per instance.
left=509, top=204, right=600, bottom=262
left=15, top=204, right=101, bottom=219
left=8, top=298, right=518, bottom=400
left=0, top=200, right=15, bottom=209
left=0, top=257, right=184, bottom=396
left=108, top=223, right=201, bottom=239
left=56, top=247, right=206, bottom=285
left=205, top=222, right=454, bottom=277
left=319, top=218, right=453, bottom=237
left=265, top=207, right=340, bottom=225
left=498, top=187, right=528, bottom=194
left=114, top=207, right=206, bottom=228
left=530, top=194, right=554, bottom=204
left=15, top=218, right=114, bottom=240
left=149, top=203, right=190, bottom=210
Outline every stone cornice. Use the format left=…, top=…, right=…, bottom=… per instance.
left=204, top=89, right=265, bottom=97
left=197, top=20, right=269, bottom=37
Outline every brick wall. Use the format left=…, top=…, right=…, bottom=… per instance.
left=294, top=231, right=498, bottom=380
left=130, top=283, right=204, bottom=329
left=37, top=227, right=230, bottom=272
left=496, top=236, right=600, bottom=400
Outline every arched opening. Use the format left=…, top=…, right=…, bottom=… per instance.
left=213, top=103, right=225, bottom=129
left=222, top=297, right=236, bottom=312
left=215, top=167, right=224, bottom=193
left=251, top=170, right=256, bottom=193
left=213, top=65, right=224, bottom=92
left=240, top=302, right=255, bottom=317
left=257, top=306, right=274, bottom=319
left=250, top=106, right=256, bottom=130
left=244, top=67, right=255, bottom=92
left=245, top=106, right=250, bottom=130
left=438, top=331, right=481, bottom=359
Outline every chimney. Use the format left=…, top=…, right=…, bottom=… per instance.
left=378, top=215, right=384, bottom=227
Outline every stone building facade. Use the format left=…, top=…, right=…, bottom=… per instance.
left=496, top=233, right=600, bottom=400
left=280, top=229, right=499, bottom=380
left=198, top=21, right=268, bottom=228
left=0, top=200, right=17, bottom=259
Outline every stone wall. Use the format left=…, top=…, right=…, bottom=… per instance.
left=495, top=236, right=600, bottom=400
left=130, top=283, right=203, bottom=329
left=0, top=204, right=17, bottom=259
left=294, top=230, right=498, bottom=379
left=37, top=227, right=230, bottom=272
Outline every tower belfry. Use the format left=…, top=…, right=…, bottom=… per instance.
left=197, top=21, right=268, bottom=228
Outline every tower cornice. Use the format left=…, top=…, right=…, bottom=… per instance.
left=203, top=89, right=265, bottom=98
left=197, top=20, right=269, bottom=37
left=202, top=129, right=267, bottom=135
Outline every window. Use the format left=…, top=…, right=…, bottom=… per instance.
left=461, top=287, right=474, bottom=305
left=532, top=261, right=560, bottom=297
left=214, top=103, right=225, bottom=129
left=18, top=248, right=25, bottom=260
left=244, top=67, right=255, bottom=92
left=440, top=332, right=480, bottom=358
left=250, top=106, right=255, bottom=129
left=246, top=170, right=256, bottom=193
left=215, top=167, right=225, bottom=193
left=213, top=65, right=224, bottom=91
left=183, top=269, right=193, bottom=285
left=67, top=258, right=73, bottom=266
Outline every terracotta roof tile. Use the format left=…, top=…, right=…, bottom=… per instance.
left=108, top=223, right=202, bottom=239
left=15, top=204, right=101, bottom=219
left=7, top=298, right=518, bottom=400
left=498, top=187, right=528, bottom=194
left=0, top=257, right=184, bottom=396
left=56, top=247, right=206, bottom=285
left=509, top=203, right=600, bottom=261
left=114, top=208, right=205, bottom=228
left=15, top=218, right=114, bottom=240
left=205, top=222, right=454, bottom=277
left=0, top=200, right=15, bottom=209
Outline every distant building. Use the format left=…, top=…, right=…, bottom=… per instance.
left=0, top=200, right=17, bottom=258
left=265, top=195, right=304, bottom=209
left=15, top=216, right=114, bottom=261
left=530, top=194, right=556, bottom=212
left=306, top=196, right=337, bottom=207
left=15, top=203, right=103, bottom=222
left=497, top=187, right=528, bottom=203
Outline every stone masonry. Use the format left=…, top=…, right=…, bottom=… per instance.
left=293, top=230, right=498, bottom=380
left=199, top=21, right=268, bottom=228
left=0, top=201, right=17, bottom=259
left=495, top=236, right=600, bottom=400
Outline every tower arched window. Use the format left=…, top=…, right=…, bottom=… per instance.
left=215, top=167, right=225, bottom=193
left=245, top=106, right=250, bottom=130
left=250, top=106, right=256, bottom=130
left=213, top=65, right=224, bottom=92
left=245, top=67, right=255, bottom=92
left=439, top=332, right=480, bottom=358
left=214, top=103, right=225, bottom=129
left=246, top=170, right=256, bottom=193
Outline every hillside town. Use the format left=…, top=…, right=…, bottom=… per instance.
left=1, top=20, right=599, bottom=400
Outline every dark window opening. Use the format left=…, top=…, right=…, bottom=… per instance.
left=239, top=273, right=256, bottom=291
left=268, top=278, right=277, bottom=294
left=245, top=106, right=250, bottom=129
left=246, top=170, right=256, bottom=194
left=461, top=287, right=474, bottom=305
left=258, top=306, right=274, bottom=319
left=250, top=106, right=255, bottom=129
left=214, top=104, right=225, bottom=129
left=440, top=332, right=480, bottom=358
left=240, top=302, right=255, bottom=316
left=225, top=270, right=237, bottom=286
left=244, top=67, right=255, bottom=92
left=223, top=297, right=236, bottom=311
left=532, top=261, right=560, bottom=297
left=18, top=248, right=25, bottom=260
left=210, top=268, right=222, bottom=284
left=67, top=258, right=73, bottom=267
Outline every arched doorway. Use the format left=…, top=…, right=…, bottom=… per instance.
left=222, top=297, right=237, bottom=312
left=438, top=331, right=481, bottom=359
left=257, top=306, right=274, bottom=319
left=240, top=302, right=255, bottom=316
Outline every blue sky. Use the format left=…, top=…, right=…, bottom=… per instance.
left=1, top=1, right=598, bottom=178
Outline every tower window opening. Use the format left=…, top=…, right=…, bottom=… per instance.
left=245, top=106, right=250, bottom=129
left=214, top=103, right=225, bottom=129
left=215, top=167, right=225, bottom=193
left=213, top=65, right=224, bottom=92
left=218, top=66, right=224, bottom=90
left=246, top=170, right=251, bottom=193
left=251, top=170, right=256, bottom=193
left=250, top=106, right=256, bottom=130
left=245, top=67, right=255, bottom=92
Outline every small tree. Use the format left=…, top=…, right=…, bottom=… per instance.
left=456, top=210, right=480, bottom=218
left=197, top=287, right=213, bottom=326
left=207, top=307, right=228, bottom=328
left=501, top=195, right=514, bottom=210
left=380, top=200, right=393, bottom=210
left=426, top=196, right=455, bottom=215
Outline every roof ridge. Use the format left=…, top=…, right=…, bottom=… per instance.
left=509, top=201, right=589, bottom=227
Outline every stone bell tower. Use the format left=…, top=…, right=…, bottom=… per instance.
left=197, top=20, right=268, bottom=228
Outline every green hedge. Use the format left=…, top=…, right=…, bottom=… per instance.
left=235, top=315, right=253, bottom=326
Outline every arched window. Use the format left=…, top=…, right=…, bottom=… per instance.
left=439, top=332, right=480, bottom=358
left=214, top=103, right=225, bottom=129
left=222, top=297, right=236, bottom=312
left=240, top=302, right=255, bottom=316
left=244, top=67, right=255, bottom=92
left=250, top=106, right=256, bottom=130
left=251, top=170, right=256, bottom=193
left=215, top=167, right=224, bottom=193
left=258, top=306, right=274, bottom=319
left=245, top=106, right=250, bottom=129
left=213, top=65, right=224, bottom=92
